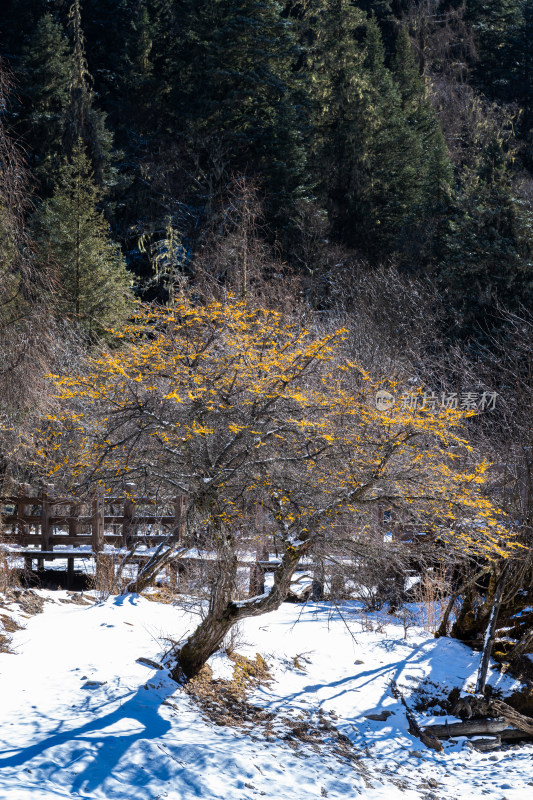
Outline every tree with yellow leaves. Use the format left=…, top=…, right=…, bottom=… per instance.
left=42, top=296, right=518, bottom=677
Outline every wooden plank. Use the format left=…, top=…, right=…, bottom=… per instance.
left=68, top=501, right=80, bottom=539
left=4, top=513, right=179, bottom=527
left=249, top=562, right=265, bottom=596
left=11, top=534, right=92, bottom=546
left=105, top=497, right=156, bottom=505
left=3, top=515, right=43, bottom=525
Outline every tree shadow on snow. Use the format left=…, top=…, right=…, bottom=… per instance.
left=0, top=676, right=178, bottom=795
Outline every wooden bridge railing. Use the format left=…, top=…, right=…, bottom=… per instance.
left=0, top=483, right=187, bottom=554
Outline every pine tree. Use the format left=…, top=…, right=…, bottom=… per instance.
left=62, top=0, right=116, bottom=187
left=304, top=0, right=371, bottom=247
left=439, top=130, right=533, bottom=339
left=306, top=5, right=429, bottom=257
left=32, top=140, right=133, bottom=339
left=465, top=0, right=524, bottom=100
left=163, top=0, right=308, bottom=224
left=120, top=0, right=156, bottom=135
left=512, top=1, right=533, bottom=171
left=392, top=26, right=453, bottom=267
left=18, top=13, right=75, bottom=193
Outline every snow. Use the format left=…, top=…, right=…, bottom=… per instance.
left=0, top=594, right=532, bottom=800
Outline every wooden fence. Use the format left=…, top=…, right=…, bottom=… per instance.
left=0, top=483, right=187, bottom=552
left=0, top=483, right=281, bottom=593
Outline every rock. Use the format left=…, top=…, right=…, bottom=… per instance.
left=364, top=710, right=393, bottom=721
left=83, top=680, right=107, bottom=688
left=470, top=735, right=501, bottom=753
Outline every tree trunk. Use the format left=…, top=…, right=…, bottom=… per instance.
left=475, top=565, right=507, bottom=695
left=172, top=544, right=304, bottom=680
left=435, top=566, right=491, bottom=638
left=124, top=543, right=185, bottom=594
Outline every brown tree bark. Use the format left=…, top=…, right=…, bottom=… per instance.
left=172, top=545, right=303, bottom=680
left=475, top=565, right=507, bottom=695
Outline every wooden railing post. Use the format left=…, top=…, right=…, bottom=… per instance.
left=92, top=491, right=104, bottom=552
left=41, top=483, right=55, bottom=552
left=311, top=561, right=325, bottom=602
left=67, top=492, right=80, bottom=589
left=68, top=483, right=80, bottom=542
left=123, top=482, right=136, bottom=548
left=173, top=494, right=187, bottom=542
left=17, top=483, right=31, bottom=537
left=249, top=562, right=265, bottom=597
left=68, top=501, right=80, bottom=540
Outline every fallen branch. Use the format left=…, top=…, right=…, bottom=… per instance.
left=390, top=679, right=443, bottom=752
left=492, top=699, right=533, bottom=736
left=422, top=718, right=508, bottom=738
left=475, top=565, right=507, bottom=695
left=506, top=627, right=533, bottom=662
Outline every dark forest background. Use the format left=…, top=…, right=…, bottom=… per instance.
left=1, top=0, right=532, bottom=340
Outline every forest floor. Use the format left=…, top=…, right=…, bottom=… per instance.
left=0, top=590, right=532, bottom=800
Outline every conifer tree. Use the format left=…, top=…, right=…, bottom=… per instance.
left=439, top=129, right=533, bottom=339
left=62, top=0, right=116, bottom=187
left=32, top=140, right=132, bottom=340
left=119, top=0, right=156, bottom=135
left=466, top=0, right=524, bottom=100
left=304, top=0, right=367, bottom=233
left=306, top=5, right=429, bottom=257
left=164, top=0, right=307, bottom=223
left=392, top=26, right=453, bottom=267
left=18, top=12, right=74, bottom=193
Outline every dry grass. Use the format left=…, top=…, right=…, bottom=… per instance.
left=142, top=586, right=177, bottom=604
left=0, top=610, right=22, bottom=654
left=0, top=612, right=22, bottom=633
left=0, top=532, right=20, bottom=594
left=90, top=553, right=120, bottom=599
left=415, top=566, right=450, bottom=633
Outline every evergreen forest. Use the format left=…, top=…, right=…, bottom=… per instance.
left=0, top=0, right=531, bottom=336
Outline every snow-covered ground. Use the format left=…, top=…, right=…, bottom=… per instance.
left=0, top=592, right=532, bottom=800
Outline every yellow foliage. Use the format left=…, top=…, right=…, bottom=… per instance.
left=38, top=297, right=518, bottom=562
